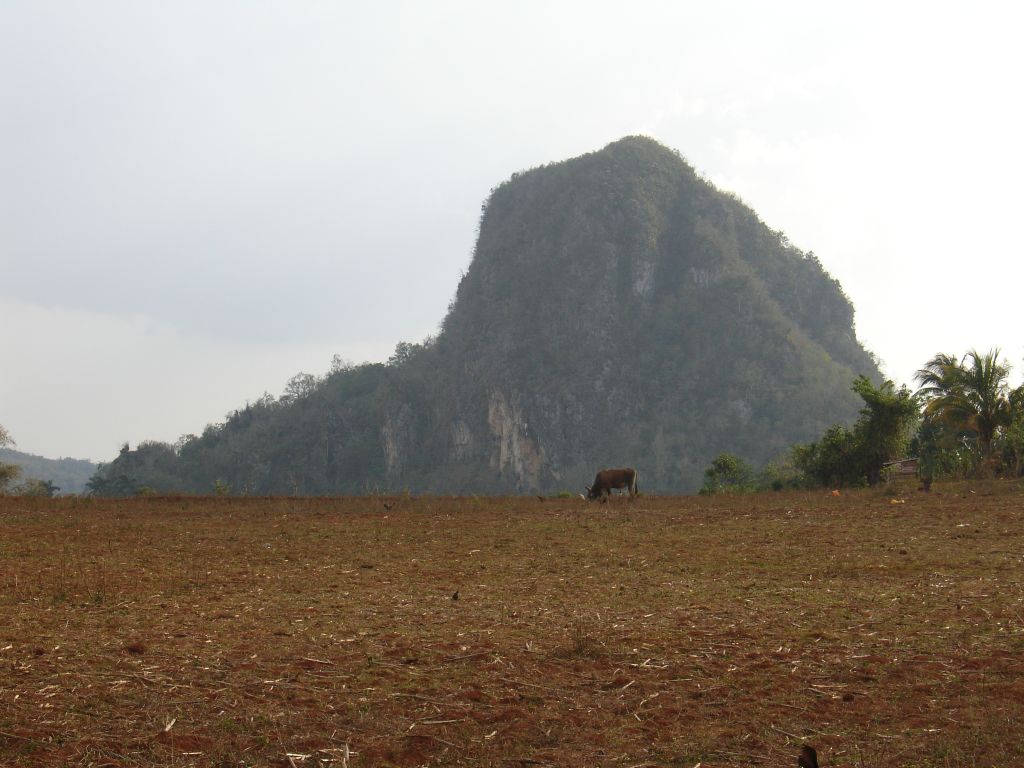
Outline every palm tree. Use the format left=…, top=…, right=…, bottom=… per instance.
left=1007, top=383, right=1024, bottom=477
left=915, top=348, right=1011, bottom=461
left=0, top=424, right=21, bottom=493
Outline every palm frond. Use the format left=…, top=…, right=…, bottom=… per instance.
left=914, top=348, right=1011, bottom=457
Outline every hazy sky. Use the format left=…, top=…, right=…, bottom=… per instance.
left=3, top=2, right=1022, bottom=462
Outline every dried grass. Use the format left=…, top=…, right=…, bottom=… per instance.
left=1, top=486, right=1023, bottom=766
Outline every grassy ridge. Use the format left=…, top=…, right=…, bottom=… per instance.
left=1, top=485, right=1022, bottom=766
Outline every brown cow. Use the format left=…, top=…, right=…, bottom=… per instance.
left=797, top=745, right=819, bottom=768
left=585, top=467, right=638, bottom=501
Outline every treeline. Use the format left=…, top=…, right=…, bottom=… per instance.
left=84, top=356, right=398, bottom=497
left=6, top=349, right=1018, bottom=499
left=701, top=348, right=1024, bottom=493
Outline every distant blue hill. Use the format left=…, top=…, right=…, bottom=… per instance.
left=0, top=448, right=97, bottom=495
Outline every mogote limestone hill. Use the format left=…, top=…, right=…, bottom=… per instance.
left=91, top=137, right=879, bottom=496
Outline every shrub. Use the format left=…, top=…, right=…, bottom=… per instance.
left=699, top=453, right=755, bottom=495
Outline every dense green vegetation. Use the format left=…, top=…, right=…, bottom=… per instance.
left=88, top=137, right=881, bottom=496
left=698, top=349, right=1023, bottom=493
left=790, top=376, right=919, bottom=488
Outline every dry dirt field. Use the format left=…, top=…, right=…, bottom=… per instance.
left=2, top=484, right=1023, bottom=767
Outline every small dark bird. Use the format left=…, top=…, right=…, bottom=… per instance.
left=798, top=744, right=819, bottom=768
left=537, top=495, right=545, bottom=502
left=383, top=502, right=393, bottom=511
left=451, top=590, right=459, bottom=601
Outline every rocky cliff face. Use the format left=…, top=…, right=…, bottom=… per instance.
left=487, top=389, right=547, bottom=490
left=90, top=136, right=880, bottom=496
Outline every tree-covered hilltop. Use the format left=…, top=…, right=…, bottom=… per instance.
left=89, top=136, right=880, bottom=495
